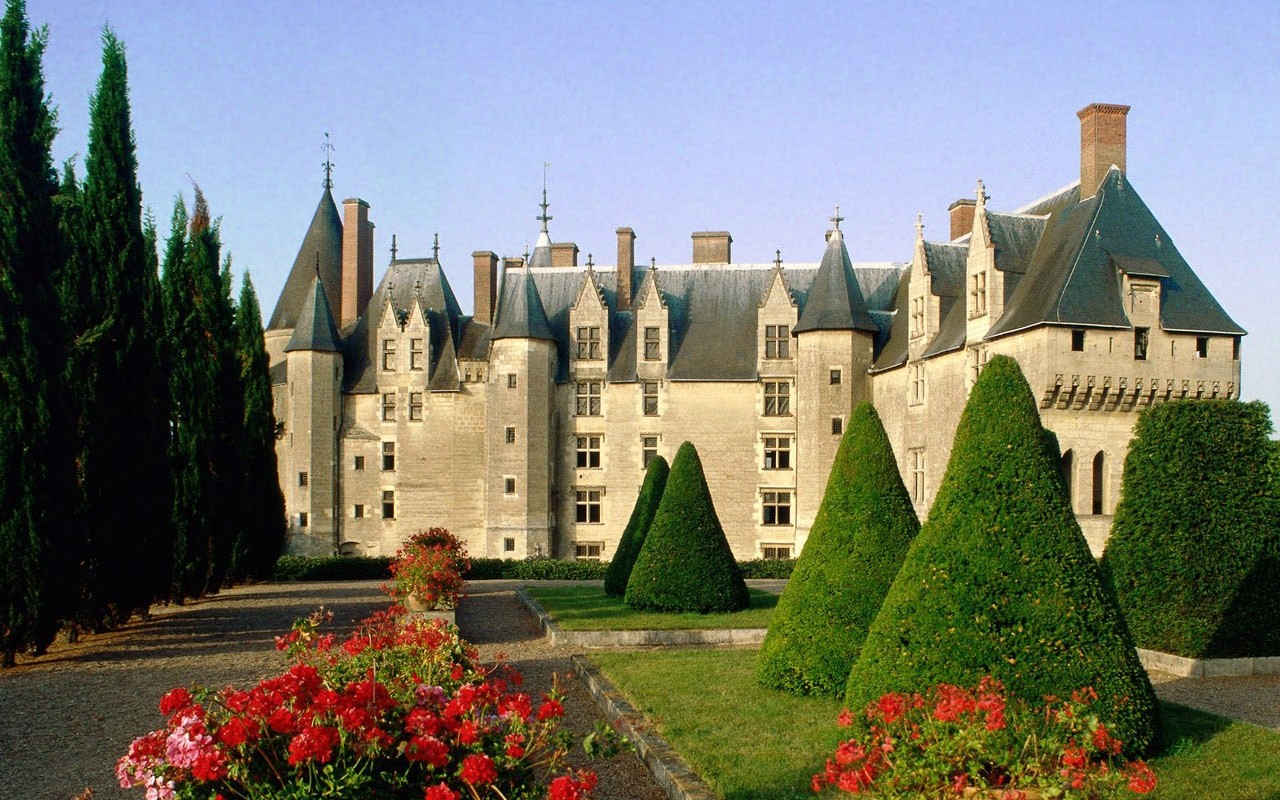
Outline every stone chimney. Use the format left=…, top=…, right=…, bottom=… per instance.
left=503, top=256, right=525, bottom=270
left=1078, top=103, right=1129, bottom=200
left=550, top=242, right=579, bottom=267
left=472, top=250, right=498, bottom=325
left=692, top=231, right=732, bottom=264
left=616, top=227, right=635, bottom=309
left=948, top=198, right=976, bottom=241
left=341, top=198, right=373, bottom=327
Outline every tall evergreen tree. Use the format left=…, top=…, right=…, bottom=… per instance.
left=0, top=0, right=75, bottom=664
left=230, top=274, right=285, bottom=581
left=63, top=27, right=170, bottom=624
left=603, top=455, right=669, bottom=597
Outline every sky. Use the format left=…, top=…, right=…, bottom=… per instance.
left=29, top=0, right=1280, bottom=416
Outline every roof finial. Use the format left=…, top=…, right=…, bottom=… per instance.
left=314, top=250, right=321, bottom=277
left=322, top=132, right=334, bottom=190
left=390, top=234, right=398, bottom=261
left=524, top=243, right=530, bottom=260
left=774, top=249, right=783, bottom=271
left=830, top=204, right=844, bottom=231
left=650, top=256, right=656, bottom=271
left=587, top=253, right=594, bottom=269
left=537, top=161, right=552, bottom=234
left=433, top=232, right=440, bottom=261
left=976, top=178, right=987, bottom=209
left=915, top=213, right=924, bottom=242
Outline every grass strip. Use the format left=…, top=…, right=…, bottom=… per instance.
left=526, top=585, right=777, bottom=631
left=591, top=648, right=1280, bottom=800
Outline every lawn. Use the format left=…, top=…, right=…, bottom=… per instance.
left=591, top=648, right=1280, bottom=800
left=525, top=585, right=777, bottom=630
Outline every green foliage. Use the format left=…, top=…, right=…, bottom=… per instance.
left=738, top=559, right=796, bottom=579
left=272, top=555, right=394, bottom=582
left=847, top=355, right=1157, bottom=755
left=759, top=403, right=919, bottom=695
left=465, top=557, right=609, bottom=581
left=1102, top=400, right=1279, bottom=658
left=603, top=455, right=669, bottom=596
left=625, top=441, right=749, bottom=613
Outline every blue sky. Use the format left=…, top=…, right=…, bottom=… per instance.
left=30, top=1, right=1280, bottom=417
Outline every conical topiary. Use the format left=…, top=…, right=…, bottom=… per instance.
left=1102, top=400, right=1279, bottom=658
left=846, top=355, right=1157, bottom=755
left=604, top=455, right=670, bottom=597
left=625, top=442, right=749, bottom=612
left=757, top=403, right=919, bottom=695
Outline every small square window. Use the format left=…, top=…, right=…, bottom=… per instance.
left=382, top=441, right=395, bottom=471
left=353, top=504, right=364, bottom=519
left=298, top=512, right=308, bottom=527
left=298, top=471, right=308, bottom=487
left=1071, top=329, right=1085, bottom=352
left=763, top=436, right=791, bottom=470
left=762, top=491, right=791, bottom=526
left=575, top=542, right=603, bottom=560
left=575, top=489, right=602, bottom=523
left=507, top=373, right=517, bottom=388
left=576, top=435, right=602, bottom=469
left=504, top=537, right=516, bottom=553
left=762, top=544, right=792, bottom=560
left=576, top=381, right=602, bottom=416
left=576, top=326, right=602, bottom=360
left=832, top=417, right=843, bottom=435
left=382, top=490, right=395, bottom=519
left=505, top=426, right=516, bottom=444
left=763, top=381, right=790, bottom=416
left=765, top=325, right=790, bottom=359
left=353, top=455, right=365, bottom=471
left=829, top=368, right=842, bottom=385
left=504, top=477, right=516, bottom=495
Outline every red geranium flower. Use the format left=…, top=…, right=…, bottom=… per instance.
left=461, top=753, right=498, bottom=785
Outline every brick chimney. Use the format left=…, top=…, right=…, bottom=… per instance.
left=616, top=227, right=635, bottom=309
left=341, top=198, right=373, bottom=327
left=503, top=256, right=525, bottom=270
left=1078, top=103, right=1130, bottom=200
left=550, top=242, right=579, bottom=267
left=948, top=199, right=976, bottom=241
left=471, top=250, right=498, bottom=325
left=692, top=231, right=731, bottom=264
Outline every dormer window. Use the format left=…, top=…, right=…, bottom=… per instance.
left=409, top=338, right=425, bottom=371
left=644, top=327, right=660, bottom=360
left=765, top=325, right=790, bottom=359
left=910, top=297, right=924, bottom=338
left=381, top=339, right=396, bottom=371
left=576, top=326, right=601, bottom=360
left=970, top=272, right=987, bottom=316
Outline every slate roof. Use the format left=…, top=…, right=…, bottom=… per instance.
left=793, top=229, right=881, bottom=334
left=284, top=275, right=342, bottom=353
left=268, top=189, right=343, bottom=331
left=490, top=268, right=556, bottom=343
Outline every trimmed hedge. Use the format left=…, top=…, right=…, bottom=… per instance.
left=272, top=555, right=393, bottom=582
left=625, top=441, right=750, bottom=612
left=274, top=554, right=789, bottom=583
left=467, top=557, right=609, bottom=581
left=603, top=455, right=670, bottom=596
left=738, top=559, right=796, bottom=579
left=847, top=355, right=1157, bottom=755
left=758, top=403, right=919, bottom=696
left=1102, top=400, right=1279, bottom=658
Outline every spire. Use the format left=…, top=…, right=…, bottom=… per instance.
left=774, top=249, right=783, bottom=272
left=390, top=233, right=398, bottom=261
left=529, top=163, right=554, bottom=268
left=794, top=216, right=878, bottom=335
left=284, top=274, right=342, bottom=353
left=267, top=186, right=343, bottom=330
left=322, top=132, right=334, bottom=191
left=432, top=232, right=440, bottom=261
left=538, top=162, right=552, bottom=234
left=915, top=213, right=924, bottom=242
left=490, top=268, right=556, bottom=342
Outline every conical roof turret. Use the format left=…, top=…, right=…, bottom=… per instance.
left=285, top=273, right=342, bottom=353
left=794, top=209, right=879, bottom=334
left=268, top=188, right=343, bottom=330
left=491, top=267, right=556, bottom=342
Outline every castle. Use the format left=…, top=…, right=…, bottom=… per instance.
left=265, top=104, right=1244, bottom=561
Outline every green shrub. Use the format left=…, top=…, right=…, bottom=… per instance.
left=1102, top=400, right=1279, bottom=658
left=847, top=355, right=1157, bottom=755
left=625, top=441, right=749, bottom=612
left=271, top=555, right=393, bottom=582
left=738, top=559, right=796, bottom=579
left=758, top=403, right=919, bottom=696
left=604, top=456, right=670, bottom=596
left=463, top=557, right=609, bottom=581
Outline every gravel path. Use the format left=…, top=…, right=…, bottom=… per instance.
left=1, top=579, right=1275, bottom=800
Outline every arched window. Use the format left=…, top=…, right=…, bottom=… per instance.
left=1091, top=451, right=1105, bottom=515
left=1061, top=449, right=1074, bottom=512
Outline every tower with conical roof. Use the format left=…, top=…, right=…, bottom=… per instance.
left=265, top=179, right=344, bottom=368
left=793, top=209, right=880, bottom=548
left=282, top=274, right=344, bottom=555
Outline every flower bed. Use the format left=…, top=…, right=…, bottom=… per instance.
left=387, top=528, right=470, bottom=611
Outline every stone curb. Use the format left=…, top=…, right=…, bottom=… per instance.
left=571, top=653, right=719, bottom=800
left=1137, top=648, right=1280, bottom=678
left=515, top=587, right=766, bottom=648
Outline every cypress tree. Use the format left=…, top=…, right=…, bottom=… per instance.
left=625, top=442, right=749, bottom=613
left=758, top=403, right=919, bottom=696
left=603, top=455, right=669, bottom=597
left=0, top=0, right=75, bottom=664
left=847, top=355, right=1157, bottom=755
left=230, top=273, right=286, bottom=581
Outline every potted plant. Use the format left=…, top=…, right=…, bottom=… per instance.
left=387, top=528, right=470, bottom=622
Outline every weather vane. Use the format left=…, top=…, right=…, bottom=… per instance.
left=322, top=132, right=335, bottom=190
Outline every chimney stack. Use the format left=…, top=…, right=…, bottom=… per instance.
left=550, top=242, right=579, bottom=267
left=1078, top=103, right=1130, bottom=200
left=471, top=250, right=498, bottom=325
left=692, top=231, right=732, bottom=264
left=616, top=227, right=635, bottom=309
left=341, top=198, right=374, bottom=327
left=948, top=199, right=976, bottom=241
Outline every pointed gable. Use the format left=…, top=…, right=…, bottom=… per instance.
left=268, top=189, right=343, bottom=330
left=491, top=268, right=556, bottom=342
left=793, top=228, right=880, bottom=334
left=284, top=275, right=341, bottom=353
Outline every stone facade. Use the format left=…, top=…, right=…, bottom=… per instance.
left=267, top=105, right=1244, bottom=562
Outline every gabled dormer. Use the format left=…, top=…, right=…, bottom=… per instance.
left=402, top=294, right=431, bottom=378
left=569, top=266, right=609, bottom=378
left=964, top=180, right=999, bottom=344
left=632, top=263, right=670, bottom=380
left=757, top=253, right=798, bottom=376
left=374, top=290, right=406, bottom=376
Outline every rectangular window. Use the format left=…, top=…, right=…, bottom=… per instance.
left=576, top=326, right=602, bottom=360
left=503, top=537, right=516, bottom=553
left=1071, top=329, right=1085, bottom=352
left=409, top=392, right=423, bottom=421
left=381, top=392, right=396, bottom=421
left=382, top=441, right=395, bottom=471
left=504, top=477, right=517, bottom=495
left=642, top=381, right=659, bottom=416
left=763, top=436, right=791, bottom=470
left=910, top=449, right=925, bottom=504
left=764, top=324, right=790, bottom=359
left=505, top=426, right=516, bottom=444
left=830, top=368, right=842, bottom=385
left=575, top=542, right=604, bottom=560
left=576, top=381, right=602, bottom=416
left=762, top=491, right=792, bottom=526
left=507, top=373, right=517, bottom=388
left=909, top=362, right=925, bottom=406
left=642, top=435, right=659, bottom=468
left=910, top=296, right=924, bottom=338
left=298, top=512, right=308, bottom=527
left=576, top=435, right=602, bottom=469
left=353, top=504, right=364, bottom=519
left=353, top=455, right=365, bottom=471
left=382, top=338, right=396, bottom=371
left=409, top=338, right=425, bottom=371
left=1195, top=336, right=1208, bottom=358
left=1134, top=327, right=1149, bottom=361
left=832, top=417, right=843, bottom=435
left=298, top=471, right=308, bottom=487
left=644, top=327, right=660, bottom=360
left=763, top=381, right=790, bottom=416
left=575, top=489, right=602, bottom=524
left=382, top=490, right=395, bottom=519
left=970, top=271, right=987, bottom=316
left=762, top=544, right=792, bottom=560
